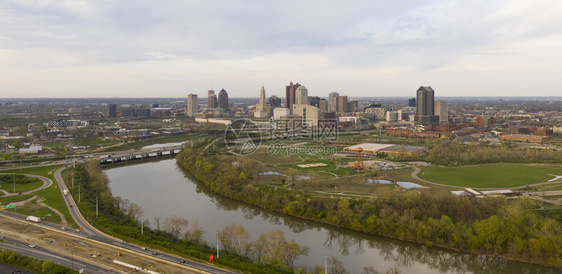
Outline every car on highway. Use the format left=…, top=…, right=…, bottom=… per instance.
left=28, top=244, right=36, bottom=248
left=61, top=227, right=67, bottom=231
left=152, top=252, right=157, bottom=256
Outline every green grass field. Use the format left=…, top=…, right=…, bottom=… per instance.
left=420, top=164, right=562, bottom=188
left=0, top=178, right=43, bottom=193
left=1, top=165, right=77, bottom=227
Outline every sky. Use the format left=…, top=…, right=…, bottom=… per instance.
left=1, top=0, right=561, bottom=98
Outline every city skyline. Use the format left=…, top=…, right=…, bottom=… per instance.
left=1, top=1, right=561, bottom=98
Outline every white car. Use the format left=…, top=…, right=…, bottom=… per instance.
left=29, top=244, right=36, bottom=248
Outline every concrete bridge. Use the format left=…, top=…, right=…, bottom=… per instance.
left=99, top=146, right=183, bottom=165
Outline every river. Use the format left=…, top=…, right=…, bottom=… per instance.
left=105, top=159, right=557, bottom=273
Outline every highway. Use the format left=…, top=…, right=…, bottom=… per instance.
left=0, top=235, right=114, bottom=273
left=53, top=167, right=236, bottom=274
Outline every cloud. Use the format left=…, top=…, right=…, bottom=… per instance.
left=0, top=0, right=561, bottom=97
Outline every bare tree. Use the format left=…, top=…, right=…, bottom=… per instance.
left=153, top=216, right=161, bottom=230
left=183, top=219, right=205, bottom=244
left=162, top=215, right=189, bottom=238
left=328, top=256, right=349, bottom=274
left=220, top=222, right=250, bottom=254
left=127, top=203, right=144, bottom=222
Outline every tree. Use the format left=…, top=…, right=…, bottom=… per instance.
left=153, top=216, right=161, bottom=230
left=286, top=168, right=298, bottom=185
left=163, top=215, right=189, bottom=238
left=328, top=256, right=349, bottom=274
left=127, top=203, right=144, bottom=222
left=220, top=222, right=250, bottom=254
left=184, top=219, right=205, bottom=244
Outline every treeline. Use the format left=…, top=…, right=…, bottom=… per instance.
left=71, top=160, right=291, bottom=273
left=426, top=140, right=562, bottom=166
left=0, top=249, right=75, bottom=274
left=177, top=148, right=562, bottom=267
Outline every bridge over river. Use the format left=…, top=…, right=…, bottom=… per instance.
left=99, top=145, right=183, bottom=165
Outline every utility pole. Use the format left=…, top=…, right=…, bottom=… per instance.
left=71, top=170, right=74, bottom=194
left=13, top=172, right=15, bottom=193
left=78, top=184, right=81, bottom=203
left=96, top=196, right=99, bottom=218
left=216, top=231, right=220, bottom=259
left=141, top=220, right=144, bottom=235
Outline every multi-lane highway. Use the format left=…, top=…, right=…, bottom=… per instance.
left=1, top=149, right=236, bottom=273
left=53, top=167, right=236, bottom=274
left=0, top=234, right=115, bottom=273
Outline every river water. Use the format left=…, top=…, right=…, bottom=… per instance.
left=105, top=159, right=557, bottom=273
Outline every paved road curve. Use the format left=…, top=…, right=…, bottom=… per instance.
left=54, top=167, right=237, bottom=274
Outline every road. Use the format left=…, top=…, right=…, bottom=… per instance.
left=0, top=173, right=53, bottom=197
left=0, top=235, right=114, bottom=273
left=53, top=167, right=236, bottom=274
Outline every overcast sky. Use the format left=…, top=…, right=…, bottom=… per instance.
left=1, top=1, right=561, bottom=98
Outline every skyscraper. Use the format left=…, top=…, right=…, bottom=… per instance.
left=408, top=98, right=416, bottom=107
left=218, top=89, right=229, bottom=110
left=187, top=94, right=198, bottom=117
left=328, top=92, right=339, bottom=112
left=285, top=82, right=301, bottom=109
left=319, top=99, right=328, bottom=112
left=109, top=104, right=117, bottom=118
left=255, top=86, right=268, bottom=118
left=208, top=90, right=218, bottom=108
left=336, top=95, right=348, bottom=113
left=434, top=101, right=448, bottom=124
left=295, top=86, right=308, bottom=105
left=269, top=95, right=281, bottom=108
left=415, top=86, right=439, bottom=123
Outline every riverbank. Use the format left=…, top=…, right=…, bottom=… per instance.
left=176, top=148, right=562, bottom=268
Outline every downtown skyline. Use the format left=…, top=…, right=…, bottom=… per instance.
left=1, top=1, right=561, bottom=98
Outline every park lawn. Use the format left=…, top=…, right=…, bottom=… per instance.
left=35, top=172, right=78, bottom=228
left=3, top=165, right=61, bottom=177
left=0, top=194, right=34, bottom=204
left=420, top=164, right=562, bottom=188
left=1, top=165, right=77, bottom=227
left=0, top=178, right=43, bottom=193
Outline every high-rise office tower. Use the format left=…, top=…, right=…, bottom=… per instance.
left=255, top=86, right=268, bottom=118
left=434, top=101, right=448, bottom=124
left=295, top=86, right=308, bottom=105
left=109, top=104, right=117, bottom=118
left=415, top=86, right=438, bottom=123
left=269, top=95, right=281, bottom=108
left=208, top=94, right=218, bottom=108
left=309, top=96, right=320, bottom=107
left=187, top=94, right=198, bottom=117
left=328, top=92, right=339, bottom=112
left=218, top=89, right=229, bottom=110
left=319, top=99, right=328, bottom=112
left=336, top=95, right=348, bottom=113
left=408, top=98, right=416, bottom=107
left=208, top=90, right=218, bottom=108
left=285, top=81, right=301, bottom=109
